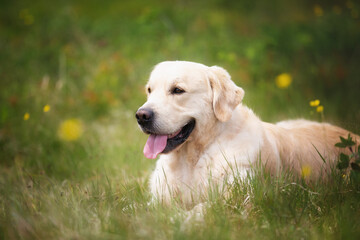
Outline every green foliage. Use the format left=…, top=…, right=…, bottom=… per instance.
left=335, top=134, right=360, bottom=182
left=337, top=153, right=350, bottom=170
left=335, top=134, right=356, bottom=148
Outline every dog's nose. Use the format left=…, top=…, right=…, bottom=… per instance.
left=135, top=108, right=154, bottom=125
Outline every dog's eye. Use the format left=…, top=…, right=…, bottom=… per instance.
left=147, top=87, right=151, bottom=94
left=172, top=87, right=185, bottom=94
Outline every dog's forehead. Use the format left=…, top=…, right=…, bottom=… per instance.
left=148, top=61, right=208, bottom=86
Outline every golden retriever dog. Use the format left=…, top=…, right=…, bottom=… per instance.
left=135, top=61, right=359, bottom=206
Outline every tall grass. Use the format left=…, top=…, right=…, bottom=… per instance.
left=1, top=159, right=360, bottom=239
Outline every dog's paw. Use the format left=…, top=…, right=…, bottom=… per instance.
left=180, top=203, right=207, bottom=231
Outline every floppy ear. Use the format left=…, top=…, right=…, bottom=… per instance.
left=209, top=66, right=245, bottom=122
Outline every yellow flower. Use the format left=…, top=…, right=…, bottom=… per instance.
left=314, top=5, right=324, bottom=17
left=58, top=118, right=83, bottom=141
left=346, top=1, right=354, bottom=9
left=301, top=165, right=312, bottom=178
left=19, top=9, right=34, bottom=25
left=275, top=73, right=292, bottom=89
left=24, top=112, right=30, bottom=121
left=316, top=105, right=324, bottom=113
left=43, top=104, right=50, bottom=112
left=309, top=99, right=320, bottom=107
left=24, top=15, right=34, bottom=25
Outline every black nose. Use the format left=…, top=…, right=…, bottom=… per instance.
left=135, top=108, right=154, bottom=125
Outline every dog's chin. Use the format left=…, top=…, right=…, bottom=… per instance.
left=162, top=119, right=196, bottom=153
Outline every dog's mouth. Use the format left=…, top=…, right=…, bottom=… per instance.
left=143, top=119, right=196, bottom=159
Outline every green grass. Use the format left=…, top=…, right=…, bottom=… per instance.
left=1, top=0, right=360, bottom=239
left=2, top=163, right=360, bottom=239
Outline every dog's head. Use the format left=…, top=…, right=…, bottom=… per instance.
left=136, top=61, right=244, bottom=159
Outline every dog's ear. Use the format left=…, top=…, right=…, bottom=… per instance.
left=209, top=66, right=244, bottom=122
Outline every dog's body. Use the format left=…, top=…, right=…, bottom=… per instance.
left=136, top=61, right=359, bottom=206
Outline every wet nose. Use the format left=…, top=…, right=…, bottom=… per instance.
left=135, top=108, right=154, bottom=125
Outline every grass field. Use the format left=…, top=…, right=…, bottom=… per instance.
left=1, top=0, right=360, bottom=239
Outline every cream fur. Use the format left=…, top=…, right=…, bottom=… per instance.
left=138, top=61, right=359, bottom=206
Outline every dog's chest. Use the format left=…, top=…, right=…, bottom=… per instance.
left=150, top=155, right=214, bottom=203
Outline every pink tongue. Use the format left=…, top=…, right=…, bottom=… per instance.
left=143, top=134, right=168, bottom=159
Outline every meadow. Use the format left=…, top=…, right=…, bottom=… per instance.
left=1, top=0, right=360, bottom=239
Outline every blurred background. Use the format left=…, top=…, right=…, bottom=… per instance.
left=1, top=0, right=360, bottom=179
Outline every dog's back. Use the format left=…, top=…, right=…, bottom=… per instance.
left=262, top=120, right=359, bottom=178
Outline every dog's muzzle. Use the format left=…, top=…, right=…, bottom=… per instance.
left=135, top=107, right=196, bottom=159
